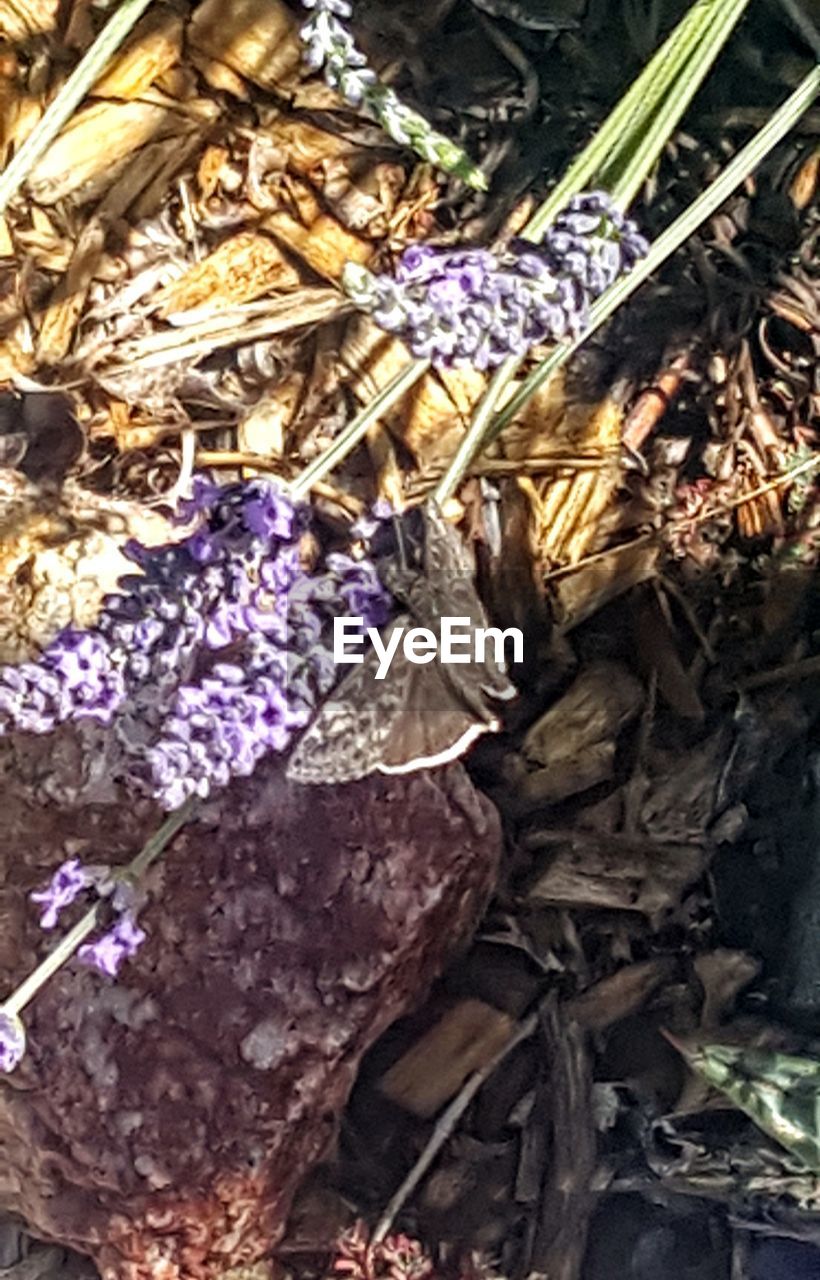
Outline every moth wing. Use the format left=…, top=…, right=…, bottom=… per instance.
left=419, top=501, right=518, bottom=709
left=378, top=655, right=500, bottom=775
left=286, top=619, right=410, bottom=786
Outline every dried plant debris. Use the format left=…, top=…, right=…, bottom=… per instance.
left=0, top=2, right=817, bottom=1280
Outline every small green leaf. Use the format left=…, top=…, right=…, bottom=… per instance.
left=679, top=1040, right=820, bottom=1173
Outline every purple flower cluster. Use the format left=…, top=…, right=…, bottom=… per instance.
left=0, top=475, right=392, bottom=811
left=78, top=913, right=146, bottom=979
left=30, top=857, right=147, bottom=979
left=0, top=1010, right=25, bottom=1074
left=343, top=192, right=649, bottom=369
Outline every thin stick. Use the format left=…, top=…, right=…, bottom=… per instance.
left=0, top=0, right=155, bottom=217
left=542, top=448, right=820, bottom=584
left=289, top=359, right=429, bottom=499
left=372, top=1011, right=538, bottom=1243
left=739, top=654, right=820, bottom=691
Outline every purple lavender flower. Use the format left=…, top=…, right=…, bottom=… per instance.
left=0, top=475, right=394, bottom=811
left=343, top=191, right=649, bottom=369
left=0, top=1010, right=25, bottom=1074
left=30, top=858, right=94, bottom=929
left=77, top=912, right=146, bottom=979
left=351, top=497, right=394, bottom=543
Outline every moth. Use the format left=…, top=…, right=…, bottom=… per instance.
left=286, top=501, right=517, bottom=785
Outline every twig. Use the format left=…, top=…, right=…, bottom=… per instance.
left=739, top=654, right=820, bottom=691
left=372, top=1010, right=539, bottom=1243
left=542, top=448, right=820, bottom=584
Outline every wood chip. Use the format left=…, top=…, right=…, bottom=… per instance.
left=564, top=958, right=678, bottom=1031
left=264, top=210, right=372, bottom=282
left=379, top=999, right=515, bottom=1118
left=188, top=0, right=303, bottom=93
left=526, top=831, right=707, bottom=918
left=153, top=231, right=301, bottom=318
left=91, top=8, right=184, bottom=100
left=36, top=219, right=105, bottom=364
left=27, top=100, right=184, bottom=204
left=0, top=0, right=59, bottom=39
left=552, top=539, right=660, bottom=631
left=521, top=659, right=644, bottom=774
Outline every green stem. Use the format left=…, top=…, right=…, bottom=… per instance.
left=522, top=0, right=749, bottom=241
left=3, top=795, right=196, bottom=1017
left=608, top=0, right=752, bottom=206
left=433, top=0, right=751, bottom=504
left=488, top=65, right=820, bottom=444
left=289, top=358, right=429, bottom=499
left=433, top=358, right=519, bottom=508
left=0, top=0, right=155, bottom=217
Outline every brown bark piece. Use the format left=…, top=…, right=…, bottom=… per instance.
left=379, top=999, right=515, bottom=1118
left=511, top=660, right=644, bottom=809
left=526, top=830, right=707, bottom=918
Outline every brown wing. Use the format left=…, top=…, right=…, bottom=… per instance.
left=377, top=655, right=500, bottom=775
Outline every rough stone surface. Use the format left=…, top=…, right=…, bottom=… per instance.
left=0, top=746, right=501, bottom=1280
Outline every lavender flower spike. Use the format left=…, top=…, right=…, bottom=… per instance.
left=78, top=912, right=147, bottom=979
left=343, top=192, right=649, bottom=369
left=299, top=1, right=486, bottom=190
left=0, top=1009, right=25, bottom=1074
